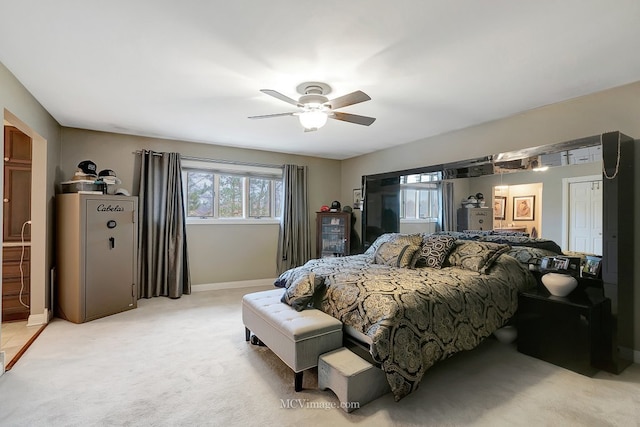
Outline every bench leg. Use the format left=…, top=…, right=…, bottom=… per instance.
left=294, top=372, right=303, bottom=392
left=245, top=327, right=250, bottom=341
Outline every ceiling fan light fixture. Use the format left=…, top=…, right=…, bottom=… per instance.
left=299, top=110, right=328, bottom=130
left=250, top=82, right=375, bottom=130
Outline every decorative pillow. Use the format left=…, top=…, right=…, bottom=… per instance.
left=374, top=234, right=422, bottom=268
left=364, top=233, right=401, bottom=256
left=274, top=268, right=297, bottom=288
left=445, top=241, right=511, bottom=274
left=281, top=272, right=323, bottom=311
left=414, top=235, right=457, bottom=268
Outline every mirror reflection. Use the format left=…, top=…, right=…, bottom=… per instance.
left=363, top=136, right=603, bottom=254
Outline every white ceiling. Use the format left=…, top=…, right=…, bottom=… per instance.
left=1, top=1, right=640, bottom=160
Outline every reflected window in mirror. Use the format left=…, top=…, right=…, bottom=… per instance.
left=400, top=173, right=441, bottom=220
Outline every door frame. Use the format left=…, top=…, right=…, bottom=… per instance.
left=3, top=110, right=48, bottom=326
left=561, top=174, right=601, bottom=252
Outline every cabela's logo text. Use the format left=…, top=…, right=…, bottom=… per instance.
left=97, top=204, right=125, bottom=212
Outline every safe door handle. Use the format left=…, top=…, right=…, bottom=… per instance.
left=109, top=237, right=115, bottom=249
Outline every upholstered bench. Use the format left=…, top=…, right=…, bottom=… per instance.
left=242, top=288, right=343, bottom=391
left=318, top=347, right=391, bottom=412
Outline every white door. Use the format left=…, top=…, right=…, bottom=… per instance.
left=568, top=179, right=602, bottom=254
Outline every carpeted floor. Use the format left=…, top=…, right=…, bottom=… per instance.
left=1, top=285, right=639, bottom=427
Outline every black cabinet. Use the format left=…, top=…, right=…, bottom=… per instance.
left=601, top=131, right=635, bottom=373
left=518, top=285, right=610, bottom=377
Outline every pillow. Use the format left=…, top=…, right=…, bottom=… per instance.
left=364, top=233, right=401, bottom=256
left=445, top=240, right=510, bottom=274
left=374, top=235, right=422, bottom=268
left=274, top=268, right=297, bottom=288
left=281, top=272, right=323, bottom=311
left=414, top=235, right=457, bottom=268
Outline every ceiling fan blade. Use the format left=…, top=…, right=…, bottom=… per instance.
left=326, top=90, right=371, bottom=110
left=330, top=112, right=376, bottom=126
left=248, top=112, right=296, bottom=119
left=260, top=89, right=302, bottom=107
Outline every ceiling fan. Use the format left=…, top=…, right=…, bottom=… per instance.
left=248, top=82, right=376, bottom=131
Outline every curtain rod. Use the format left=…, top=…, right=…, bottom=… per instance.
left=133, top=150, right=283, bottom=169
left=181, top=155, right=283, bottom=169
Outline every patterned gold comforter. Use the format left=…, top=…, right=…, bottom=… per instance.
left=297, top=253, right=536, bottom=401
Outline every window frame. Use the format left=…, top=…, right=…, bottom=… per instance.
left=182, top=160, right=283, bottom=225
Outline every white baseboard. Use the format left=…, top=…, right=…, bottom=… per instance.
left=0, top=351, right=5, bottom=376
left=192, top=278, right=275, bottom=292
left=27, top=309, right=50, bottom=326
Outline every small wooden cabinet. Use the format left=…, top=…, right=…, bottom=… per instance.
left=316, top=212, right=351, bottom=258
left=2, top=246, right=30, bottom=322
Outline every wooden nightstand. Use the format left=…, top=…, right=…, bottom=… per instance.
left=517, top=278, right=610, bottom=377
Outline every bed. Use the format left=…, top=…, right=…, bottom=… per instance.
left=276, top=232, right=555, bottom=401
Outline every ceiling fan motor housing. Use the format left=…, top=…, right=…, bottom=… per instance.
left=299, top=94, right=328, bottom=108
left=297, top=82, right=331, bottom=108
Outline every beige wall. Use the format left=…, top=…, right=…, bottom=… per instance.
left=1, top=61, right=61, bottom=331
left=342, top=80, right=640, bottom=353
left=60, top=128, right=342, bottom=284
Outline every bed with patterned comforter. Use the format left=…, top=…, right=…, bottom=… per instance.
left=277, top=233, right=548, bottom=401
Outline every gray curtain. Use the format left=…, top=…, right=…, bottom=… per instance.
left=441, top=181, right=455, bottom=232
left=137, top=150, right=191, bottom=298
left=277, top=164, right=311, bottom=274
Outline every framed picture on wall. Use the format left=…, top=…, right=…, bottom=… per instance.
left=513, top=195, right=535, bottom=221
left=353, top=188, right=363, bottom=210
left=493, top=196, right=506, bottom=220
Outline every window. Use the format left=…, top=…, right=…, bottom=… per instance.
left=399, top=172, right=441, bottom=222
left=186, top=171, right=214, bottom=217
left=182, top=160, right=283, bottom=223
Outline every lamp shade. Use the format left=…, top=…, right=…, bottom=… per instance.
left=299, top=110, right=328, bottom=130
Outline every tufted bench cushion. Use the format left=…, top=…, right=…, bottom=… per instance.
left=242, top=288, right=343, bottom=391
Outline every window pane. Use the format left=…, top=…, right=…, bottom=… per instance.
left=403, top=189, right=417, bottom=219
left=187, top=171, right=214, bottom=217
left=218, top=175, right=243, bottom=217
left=249, top=178, right=271, bottom=217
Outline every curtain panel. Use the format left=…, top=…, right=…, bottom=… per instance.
left=441, top=181, right=455, bottom=232
left=277, top=164, right=311, bottom=274
left=137, top=150, right=191, bottom=298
